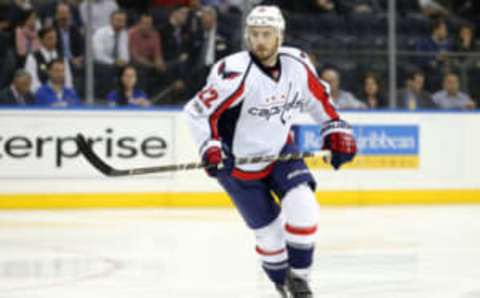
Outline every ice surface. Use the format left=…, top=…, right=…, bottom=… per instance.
left=0, top=205, right=479, bottom=298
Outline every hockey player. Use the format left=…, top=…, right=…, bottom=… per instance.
left=184, top=5, right=356, bottom=298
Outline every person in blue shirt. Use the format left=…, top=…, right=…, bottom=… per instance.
left=107, top=65, right=151, bottom=107
left=34, top=59, right=80, bottom=107
left=415, top=18, right=451, bottom=90
left=416, top=18, right=451, bottom=70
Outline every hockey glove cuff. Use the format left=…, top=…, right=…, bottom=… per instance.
left=321, top=119, right=357, bottom=170
left=200, top=139, right=223, bottom=177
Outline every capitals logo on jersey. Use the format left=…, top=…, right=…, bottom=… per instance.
left=218, top=61, right=242, bottom=80
left=248, top=83, right=304, bottom=124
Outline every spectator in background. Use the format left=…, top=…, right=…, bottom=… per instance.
left=397, top=69, right=434, bottom=109
left=454, top=23, right=477, bottom=51
left=93, top=10, right=129, bottom=67
left=321, top=68, right=367, bottom=109
left=0, top=69, right=34, bottom=105
left=129, top=13, right=167, bottom=95
left=53, top=3, right=84, bottom=69
left=453, top=23, right=477, bottom=66
left=80, top=0, right=118, bottom=33
left=15, top=9, right=40, bottom=67
left=34, top=59, right=79, bottom=107
left=416, top=18, right=451, bottom=69
left=7, top=0, right=34, bottom=31
left=92, top=10, right=129, bottom=98
left=129, top=13, right=166, bottom=73
left=194, top=6, right=231, bottom=67
left=192, top=6, right=216, bottom=68
left=416, top=18, right=451, bottom=90
left=25, top=26, right=73, bottom=92
left=359, top=72, right=385, bottom=109
left=432, top=72, right=475, bottom=109
left=159, top=6, right=192, bottom=102
left=37, top=0, right=83, bottom=29
left=160, top=6, right=190, bottom=65
left=107, top=65, right=150, bottom=107
left=189, top=6, right=231, bottom=94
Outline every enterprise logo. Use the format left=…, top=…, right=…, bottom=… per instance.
left=0, top=128, right=168, bottom=168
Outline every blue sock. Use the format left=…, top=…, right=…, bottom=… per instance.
left=287, top=242, right=314, bottom=270
left=262, top=260, right=288, bottom=285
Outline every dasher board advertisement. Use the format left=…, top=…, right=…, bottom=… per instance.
left=0, top=110, right=175, bottom=179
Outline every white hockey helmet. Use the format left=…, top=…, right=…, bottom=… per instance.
left=245, top=5, right=285, bottom=45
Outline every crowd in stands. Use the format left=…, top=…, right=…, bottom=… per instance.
left=268, top=0, right=479, bottom=109
left=0, top=0, right=241, bottom=107
left=0, top=0, right=478, bottom=110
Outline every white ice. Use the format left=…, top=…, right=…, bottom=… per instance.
left=0, top=205, right=479, bottom=298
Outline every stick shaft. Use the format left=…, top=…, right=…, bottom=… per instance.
left=128, top=151, right=329, bottom=175
left=76, top=134, right=330, bottom=177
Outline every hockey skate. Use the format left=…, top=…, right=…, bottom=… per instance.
left=275, top=284, right=289, bottom=298
left=286, top=270, right=313, bottom=298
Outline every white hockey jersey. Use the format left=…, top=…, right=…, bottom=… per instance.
left=184, top=46, right=339, bottom=178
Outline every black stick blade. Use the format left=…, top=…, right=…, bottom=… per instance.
left=76, top=133, right=119, bottom=176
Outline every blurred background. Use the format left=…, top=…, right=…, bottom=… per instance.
left=0, top=2, right=479, bottom=297
left=0, top=0, right=479, bottom=109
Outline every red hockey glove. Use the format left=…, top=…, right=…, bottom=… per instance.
left=201, top=140, right=223, bottom=177
left=321, top=120, right=357, bottom=170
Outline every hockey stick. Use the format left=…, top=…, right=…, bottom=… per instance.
left=76, top=133, right=331, bottom=177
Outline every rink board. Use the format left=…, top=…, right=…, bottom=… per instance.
left=294, top=124, right=421, bottom=169
left=0, top=108, right=479, bottom=208
left=0, top=190, right=480, bottom=209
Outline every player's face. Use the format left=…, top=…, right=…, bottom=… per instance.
left=247, top=26, right=279, bottom=63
